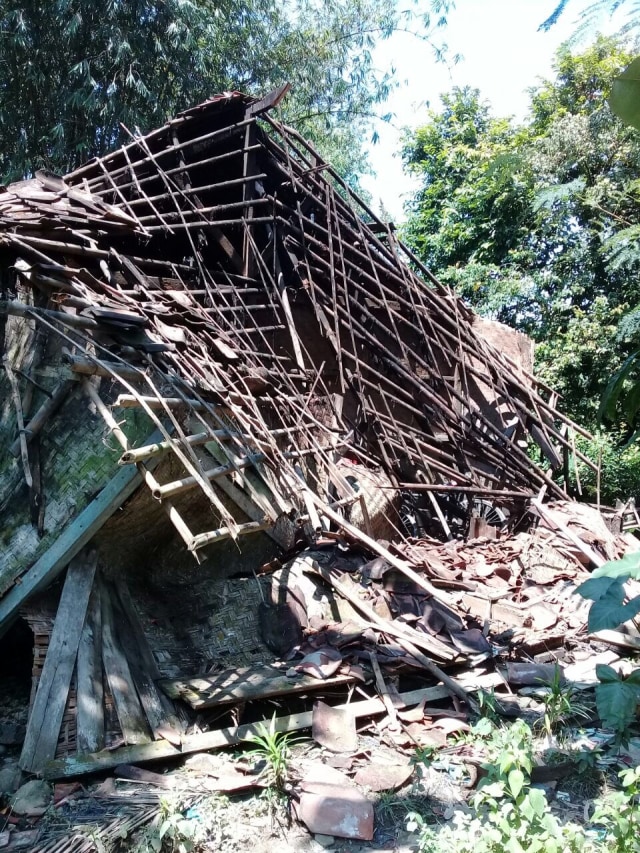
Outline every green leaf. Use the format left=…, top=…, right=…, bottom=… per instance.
left=508, top=768, right=525, bottom=799
left=596, top=663, right=621, bottom=683
left=527, top=786, right=548, bottom=818
left=576, top=575, right=622, bottom=600
left=505, top=836, right=526, bottom=853
left=609, top=57, right=640, bottom=131
left=479, top=781, right=506, bottom=798
left=596, top=665, right=640, bottom=735
left=592, top=551, right=640, bottom=579
left=586, top=579, right=640, bottom=632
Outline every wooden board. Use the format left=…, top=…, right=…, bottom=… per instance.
left=111, top=584, right=178, bottom=740
left=44, top=672, right=503, bottom=779
left=76, top=582, right=104, bottom=754
left=20, top=549, right=98, bottom=773
left=159, top=664, right=355, bottom=709
left=101, top=582, right=151, bottom=745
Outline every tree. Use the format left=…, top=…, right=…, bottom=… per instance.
left=402, top=37, right=640, bottom=500
left=0, top=0, right=453, bottom=183
left=540, top=0, right=640, bottom=36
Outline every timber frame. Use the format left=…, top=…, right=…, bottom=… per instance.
left=0, top=86, right=598, bottom=776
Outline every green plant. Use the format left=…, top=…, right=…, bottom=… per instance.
left=537, top=665, right=592, bottom=739
left=576, top=554, right=640, bottom=744
left=134, top=797, right=199, bottom=853
left=576, top=553, right=640, bottom=633
left=595, top=664, right=640, bottom=746
left=133, top=796, right=232, bottom=853
left=475, top=688, right=502, bottom=725
left=244, top=715, right=302, bottom=792
left=591, top=765, right=640, bottom=852
left=408, top=720, right=592, bottom=853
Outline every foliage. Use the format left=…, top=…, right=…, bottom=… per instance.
left=537, top=665, right=592, bottom=739
left=475, top=687, right=503, bottom=725
left=408, top=735, right=640, bottom=852
left=408, top=720, right=589, bottom=853
left=591, top=765, right=640, bottom=852
left=244, top=715, right=302, bottom=791
left=576, top=552, right=640, bottom=631
left=567, top=432, right=640, bottom=504
left=0, top=0, right=453, bottom=185
left=594, top=664, right=640, bottom=744
left=403, top=37, right=640, bottom=499
left=575, top=553, right=640, bottom=744
left=132, top=796, right=229, bottom=853
left=540, top=0, right=640, bottom=40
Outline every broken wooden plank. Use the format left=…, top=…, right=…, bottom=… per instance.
left=0, top=430, right=162, bottom=638
left=531, top=499, right=606, bottom=567
left=245, top=83, right=291, bottom=117
left=76, top=582, right=104, bottom=754
left=19, top=549, right=99, bottom=773
left=111, top=583, right=180, bottom=741
left=101, top=581, right=152, bottom=745
left=307, top=492, right=455, bottom=605
left=158, top=664, right=355, bottom=710
left=44, top=673, right=501, bottom=779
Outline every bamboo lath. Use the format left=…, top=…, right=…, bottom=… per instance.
left=0, top=87, right=597, bottom=556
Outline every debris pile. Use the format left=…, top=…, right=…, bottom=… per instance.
left=0, top=87, right=638, bottom=850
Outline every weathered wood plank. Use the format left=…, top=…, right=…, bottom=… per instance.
left=158, top=664, right=355, bottom=710
left=111, top=584, right=179, bottom=740
left=101, top=582, right=151, bottom=745
left=19, top=549, right=99, bottom=773
left=0, top=429, right=163, bottom=638
left=76, top=582, right=104, bottom=754
left=44, top=672, right=502, bottom=779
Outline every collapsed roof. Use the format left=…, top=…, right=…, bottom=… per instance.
left=0, top=86, right=604, bottom=777
left=0, top=85, right=593, bottom=558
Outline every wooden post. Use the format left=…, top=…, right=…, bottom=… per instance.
left=20, top=550, right=99, bottom=773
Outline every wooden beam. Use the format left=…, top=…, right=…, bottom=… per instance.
left=112, top=583, right=180, bottom=741
left=44, top=673, right=502, bottom=779
left=3, top=356, right=32, bottom=486
left=101, top=581, right=152, bottom=745
left=20, top=549, right=99, bottom=773
left=0, top=432, right=162, bottom=638
left=76, top=583, right=105, bottom=754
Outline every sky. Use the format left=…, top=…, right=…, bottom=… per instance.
left=361, top=0, right=620, bottom=221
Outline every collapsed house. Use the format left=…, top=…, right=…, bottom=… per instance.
left=0, top=87, right=623, bottom=785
